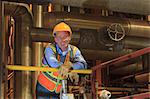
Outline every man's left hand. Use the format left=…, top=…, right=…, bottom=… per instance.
left=58, top=61, right=73, bottom=78
left=68, top=72, right=79, bottom=84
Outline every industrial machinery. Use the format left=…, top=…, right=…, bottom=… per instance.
left=0, top=0, right=150, bottom=99
left=92, top=47, right=150, bottom=99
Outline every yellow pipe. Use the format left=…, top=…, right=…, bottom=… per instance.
left=6, top=65, right=92, bottom=74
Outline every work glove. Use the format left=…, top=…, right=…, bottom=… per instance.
left=68, top=72, right=79, bottom=84
left=58, top=61, right=73, bottom=79
left=79, top=86, right=85, bottom=94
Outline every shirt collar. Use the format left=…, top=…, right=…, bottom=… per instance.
left=56, top=44, right=71, bottom=56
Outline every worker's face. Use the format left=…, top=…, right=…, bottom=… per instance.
left=54, top=31, right=71, bottom=51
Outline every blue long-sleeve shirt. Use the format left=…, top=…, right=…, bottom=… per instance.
left=43, top=44, right=87, bottom=70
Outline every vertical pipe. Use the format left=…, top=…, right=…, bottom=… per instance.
left=21, top=20, right=32, bottom=99
left=32, top=5, right=43, bottom=98
left=33, top=5, right=43, bottom=28
left=32, top=42, right=43, bottom=98
left=4, top=16, right=10, bottom=99
left=1, top=3, right=10, bottom=99
left=14, top=17, right=23, bottom=99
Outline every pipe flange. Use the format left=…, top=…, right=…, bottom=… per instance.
left=107, top=23, right=125, bottom=41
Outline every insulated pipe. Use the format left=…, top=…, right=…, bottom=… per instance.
left=33, top=5, right=43, bottom=27
left=31, top=28, right=80, bottom=45
left=32, top=42, right=43, bottom=98
left=32, top=42, right=43, bottom=68
left=40, top=12, right=150, bottom=51
left=19, top=9, right=32, bottom=99
left=43, top=12, right=129, bottom=32
left=31, top=28, right=150, bottom=50
left=43, top=12, right=150, bottom=38
left=32, top=5, right=43, bottom=98
left=124, top=37, right=150, bottom=49
left=3, top=1, right=33, bottom=99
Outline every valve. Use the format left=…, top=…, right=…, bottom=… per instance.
left=107, top=23, right=125, bottom=41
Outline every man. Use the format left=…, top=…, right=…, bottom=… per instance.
left=36, top=22, right=87, bottom=99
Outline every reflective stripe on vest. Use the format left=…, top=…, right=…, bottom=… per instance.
left=38, top=43, right=77, bottom=93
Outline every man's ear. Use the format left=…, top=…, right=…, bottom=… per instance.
left=69, top=37, right=71, bottom=42
left=54, top=37, right=58, bottom=43
left=69, top=35, right=71, bottom=41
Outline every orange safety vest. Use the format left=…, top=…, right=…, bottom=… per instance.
left=37, top=43, right=77, bottom=93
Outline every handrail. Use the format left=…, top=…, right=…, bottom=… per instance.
left=92, top=47, right=150, bottom=70
left=6, top=65, right=92, bottom=74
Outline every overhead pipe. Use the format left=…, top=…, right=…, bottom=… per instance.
left=31, top=12, right=150, bottom=50
left=43, top=12, right=150, bottom=38
left=43, top=12, right=129, bottom=33
left=31, top=28, right=80, bottom=45
left=31, top=28, right=150, bottom=50
left=30, top=12, right=150, bottom=61
left=3, top=1, right=33, bottom=99
left=124, top=37, right=150, bottom=49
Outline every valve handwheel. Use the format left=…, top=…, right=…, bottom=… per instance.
left=107, top=23, right=125, bottom=41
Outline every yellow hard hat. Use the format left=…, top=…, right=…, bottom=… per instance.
left=53, top=22, right=72, bottom=37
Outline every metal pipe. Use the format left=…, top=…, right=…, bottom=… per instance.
left=31, top=12, right=150, bottom=50
left=43, top=12, right=150, bottom=38
left=32, top=5, right=44, bottom=98
left=33, top=5, right=43, bottom=27
left=32, top=42, right=43, bottom=66
left=124, top=37, right=150, bottom=49
left=43, top=12, right=129, bottom=31
left=34, top=12, right=150, bottom=50
left=31, top=28, right=80, bottom=45
left=31, top=29, right=43, bottom=98
left=128, top=20, right=150, bottom=38
left=31, top=28, right=150, bottom=50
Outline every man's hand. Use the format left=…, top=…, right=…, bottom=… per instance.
left=68, top=72, right=79, bottom=84
left=58, top=61, right=73, bottom=78
left=64, top=61, right=73, bottom=69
